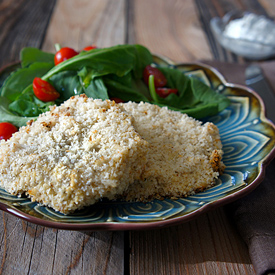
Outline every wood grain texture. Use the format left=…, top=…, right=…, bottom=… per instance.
left=0, top=213, right=124, bottom=274
left=42, top=0, right=126, bottom=53
left=260, top=0, right=275, bottom=17
left=129, top=0, right=212, bottom=62
left=42, top=2, right=128, bottom=270
left=1, top=0, right=274, bottom=274
left=0, top=0, right=56, bottom=67
left=0, top=0, right=125, bottom=274
left=129, top=208, right=255, bottom=275
left=129, top=0, right=259, bottom=274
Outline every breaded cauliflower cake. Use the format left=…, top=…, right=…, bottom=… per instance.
left=0, top=95, right=148, bottom=214
left=120, top=101, right=224, bottom=201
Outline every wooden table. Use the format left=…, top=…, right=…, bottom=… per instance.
left=0, top=0, right=274, bottom=274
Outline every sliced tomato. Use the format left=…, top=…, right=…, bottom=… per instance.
left=54, top=47, right=78, bottom=65
left=82, top=45, right=97, bottom=51
left=143, top=65, right=167, bottom=87
left=156, top=88, right=178, bottom=98
left=110, top=97, right=124, bottom=103
left=0, top=122, right=18, bottom=140
left=33, top=77, right=60, bottom=102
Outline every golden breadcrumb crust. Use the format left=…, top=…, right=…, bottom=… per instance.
left=120, top=101, right=224, bottom=201
left=0, top=95, right=148, bottom=213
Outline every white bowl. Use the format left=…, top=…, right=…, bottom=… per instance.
left=210, top=10, right=275, bottom=60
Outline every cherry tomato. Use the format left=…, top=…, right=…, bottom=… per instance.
left=143, top=65, right=167, bottom=87
left=110, top=97, right=124, bottom=103
left=54, top=47, right=78, bottom=65
left=82, top=45, right=97, bottom=51
left=156, top=88, right=178, bottom=98
left=33, top=77, right=60, bottom=102
left=0, top=122, right=18, bottom=140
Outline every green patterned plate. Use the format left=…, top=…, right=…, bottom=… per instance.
left=1, top=57, right=275, bottom=230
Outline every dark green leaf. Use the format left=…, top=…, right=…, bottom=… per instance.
left=131, top=44, right=153, bottom=79
left=104, top=77, right=149, bottom=102
left=9, top=99, right=41, bottom=117
left=50, top=70, right=109, bottom=101
left=42, top=44, right=153, bottom=81
left=8, top=91, right=53, bottom=117
left=153, top=66, right=231, bottom=118
left=50, top=71, right=85, bottom=103
left=0, top=44, right=230, bottom=128
left=0, top=96, right=36, bottom=127
left=20, top=47, right=55, bottom=68
left=1, top=62, right=54, bottom=101
left=85, top=78, right=109, bottom=100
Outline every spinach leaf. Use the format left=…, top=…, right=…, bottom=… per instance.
left=0, top=96, right=36, bottom=127
left=41, top=45, right=152, bottom=103
left=85, top=78, right=109, bottom=100
left=50, top=69, right=109, bottom=102
left=77, top=67, right=108, bottom=100
left=132, top=45, right=153, bottom=79
left=20, top=47, right=55, bottom=68
left=8, top=91, right=53, bottom=117
left=151, top=66, right=230, bottom=119
left=42, top=44, right=153, bottom=80
left=50, top=71, right=85, bottom=103
left=1, top=62, right=54, bottom=101
left=0, top=44, right=230, bottom=128
left=103, top=73, right=149, bottom=102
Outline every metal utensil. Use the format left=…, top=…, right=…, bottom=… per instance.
left=245, top=64, right=275, bottom=122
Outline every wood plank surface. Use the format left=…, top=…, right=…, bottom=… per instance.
left=130, top=0, right=212, bottom=62
left=1, top=0, right=274, bottom=274
left=128, top=0, right=269, bottom=274
left=0, top=213, right=124, bottom=274
left=0, top=0, right=56, bottom=67
left=42, top=1, right=126, bottom=274
left=130, top=209, right=255, bottom=275
left=42, top=0, right=126, bottom=53
left=0, top=1, right=126, bottom=274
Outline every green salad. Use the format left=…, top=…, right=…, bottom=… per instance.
left=0, top=44, right=230, bottom=127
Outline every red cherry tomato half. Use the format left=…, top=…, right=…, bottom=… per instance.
left=143, top=65, right=167, bottom=87
left=0, top=122, right=18, bottom=140
left=110, top=97, right=124, bottom=103
left=33, top=77, right=60, bottom=102
left=156, top=88, right=178, bottom=98
left=82, top=45, right=97, bottom=51
left=54, top=47, right=78, bottom=65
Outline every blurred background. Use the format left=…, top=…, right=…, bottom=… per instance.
left=1, top=0, right=275, bottom=68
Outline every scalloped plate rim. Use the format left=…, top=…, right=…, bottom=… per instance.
left=0, top=57, right=275, bottom=231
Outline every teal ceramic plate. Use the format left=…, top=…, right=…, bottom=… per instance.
left=1, top=57, right=275, bottom=230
